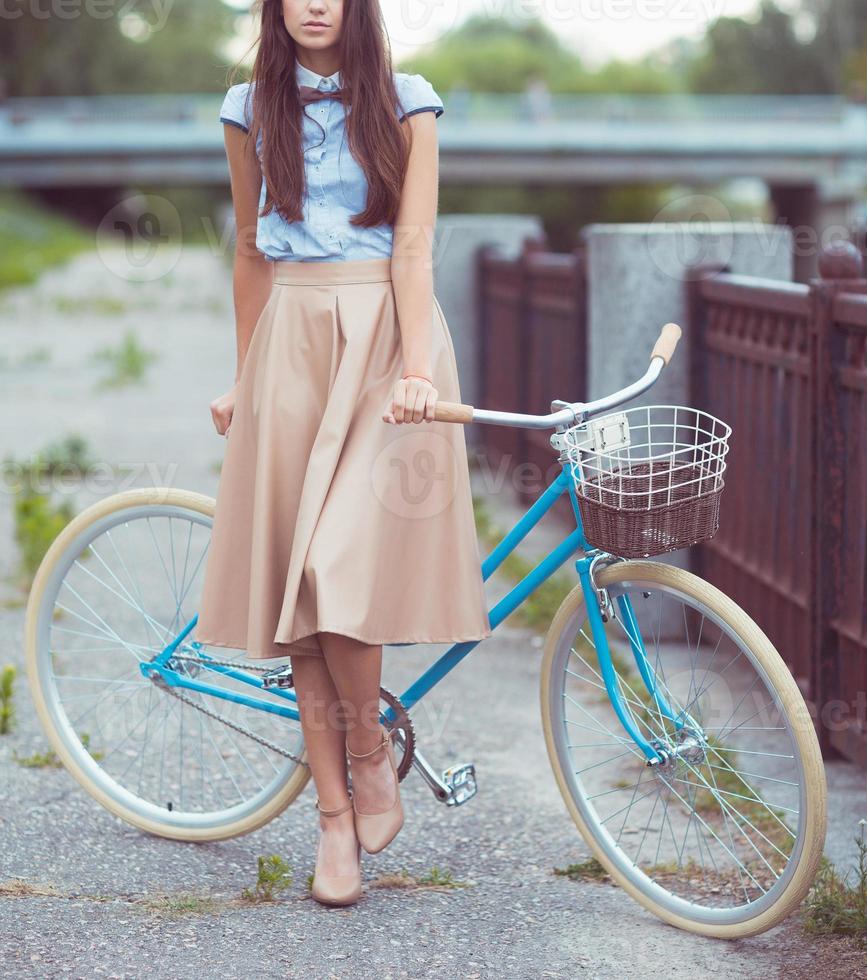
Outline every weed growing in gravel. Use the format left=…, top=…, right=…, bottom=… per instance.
left=416, top=866, right=464, bottom=889
left=93, top=329, right=158, bottom=389
left=55, top=296, right=126, bottom=317
left=371, top=866, right=467, bottom=891
left=553, top=858, right=611, bottom=882
left=138, top=892, right=225, bottom=917
left=12, top=490, right=75, bottom=585
left=241, top=855, right=293, bottom=902
left=0, top=665, right=15, bottom=734
left=802, top=821, right=867, bottom=943
left=4, top=435, right=101, bottom=587
left=0, top=880, right=61, bottom=898
left=13, top=747, right=63, bottom=769
left=14, top=733, right=102, bottom=768
left=2, top=433, right=98, bottom=486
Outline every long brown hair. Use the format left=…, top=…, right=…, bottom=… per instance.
left=229, top=0, right=412, bottom=227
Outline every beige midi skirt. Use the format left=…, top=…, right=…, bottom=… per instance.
left=193, top=256, right=493, bottom=660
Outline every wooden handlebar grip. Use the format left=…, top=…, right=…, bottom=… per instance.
left=650, top=322, right=682, bottom=366
left=433, top=400, right=475, bottom=424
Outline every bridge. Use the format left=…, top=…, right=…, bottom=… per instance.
left=3, top=93, right=866, bottom=279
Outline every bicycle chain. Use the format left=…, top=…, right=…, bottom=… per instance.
left=168, top=653, right=275, bottom=674
left=152, top=656, right=416, bottom=774
left=151, top=673, right=309, bottom=767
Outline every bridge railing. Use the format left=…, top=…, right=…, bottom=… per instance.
left=687, top=244, right=867, bottom=766
left=473, top=235, right=866, bottom=766
left=0, top=92, right=859, bottom=127
left=475, top=237, right=587, bottom=522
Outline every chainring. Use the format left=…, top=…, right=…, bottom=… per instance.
left=258, top=669, right=415, bottom=781
left=376, top=685, right=415, bottom=781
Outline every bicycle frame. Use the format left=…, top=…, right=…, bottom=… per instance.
left=141, top=452, right=680, bottom=766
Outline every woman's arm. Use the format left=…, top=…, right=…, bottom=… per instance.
left=386, top=111, right=440, bottom=424
left=209, top=124, right=270, bottom=436
left=223, top=124, right=271, bottom=384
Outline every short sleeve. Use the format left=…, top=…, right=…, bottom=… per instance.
left=394, top=73, right=444, bottom=123
left=219, top=82, right=253, bottom=133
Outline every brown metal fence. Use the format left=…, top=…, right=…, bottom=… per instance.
left=688, top=245, right=867, bottom=765
left=474, top=236, right=864, bottom=765
left=476, top=239, right=587, bottom=523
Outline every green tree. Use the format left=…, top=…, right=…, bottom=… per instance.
left=687, top=0, right=831, bottom=94
left=0, top=0, right=237, bottom=96
left=398, top=14, right=678, bottom=96
left=794, top=1, right=867, bottom=93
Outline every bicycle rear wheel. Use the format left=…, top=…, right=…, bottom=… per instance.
left=24, top=487, right=310, bottom=841
left=540, top=559, right=826, bottom=939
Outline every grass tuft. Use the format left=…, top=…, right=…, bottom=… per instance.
left=802, top=823, right=867, bottom=942
left=137, top=892, right=225, bottom=917
left=0, top=665, right=15, bottom=735
left=240, top=855, right=293, bottom=903
left=92, top=329, right=158, bottom=389
left=553, top=858, right=611, bottom=882
left=370, top=865, right=467, bottom=891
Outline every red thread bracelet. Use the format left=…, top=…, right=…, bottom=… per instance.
left=402, top=373, right=433, bottom=385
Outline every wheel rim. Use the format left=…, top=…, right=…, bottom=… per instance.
left=548, top=576, right=812, bottom=927
left=33, top=502, right=304, bottom=831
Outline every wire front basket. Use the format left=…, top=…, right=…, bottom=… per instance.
left=564, top=405, right=732, bottom=559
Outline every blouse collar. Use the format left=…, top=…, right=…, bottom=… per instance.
left=295, top=60, right=342, bottom=92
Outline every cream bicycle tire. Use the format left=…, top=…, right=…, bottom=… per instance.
left=540, top=559, right=826, bottom=939
left=24, top=486, right=311, bottom=842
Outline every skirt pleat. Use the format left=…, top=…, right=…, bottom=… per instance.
left=194, top=257, right=492, bottom=660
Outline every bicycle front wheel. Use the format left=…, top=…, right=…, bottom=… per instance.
left=540, top=559, right=826, bottom=939
left=24, top=487, right=310, bottom=842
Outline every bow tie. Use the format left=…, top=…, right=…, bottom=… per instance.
left=299, top=85, right=346, bottom=106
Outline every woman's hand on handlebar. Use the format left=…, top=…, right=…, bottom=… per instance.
left=383, top=375, right=439, bottom=425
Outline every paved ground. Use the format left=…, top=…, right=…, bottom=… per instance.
left=1, top=248, right=865, bottom=979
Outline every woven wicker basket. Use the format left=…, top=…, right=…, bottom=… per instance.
left=565, top=406, right=731, bottom=559
left=577, top=461, right=725, bottom=558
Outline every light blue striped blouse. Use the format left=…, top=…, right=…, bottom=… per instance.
left=219, top=61, right=445, bottom=263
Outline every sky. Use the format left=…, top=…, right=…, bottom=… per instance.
left=225, top=0, right=770, bottom=68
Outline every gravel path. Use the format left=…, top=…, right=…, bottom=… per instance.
left=1, top=248, right=864, bottom=979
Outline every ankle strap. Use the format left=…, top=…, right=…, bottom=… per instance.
left=315, top=793, right=353, bottom=817
left=346, top=728, right=391, bottom=759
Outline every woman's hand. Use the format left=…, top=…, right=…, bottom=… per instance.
left=383, top=375, right=438, bottom=424
left=210, top=382, right=239, bottom=437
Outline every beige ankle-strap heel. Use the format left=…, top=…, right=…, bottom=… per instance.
left=346, top=727, right=405, bottom=854
left=311, top=793, right=363, bottom=906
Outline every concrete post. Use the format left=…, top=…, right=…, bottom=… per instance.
left=580, top=221, right=794, bottom=597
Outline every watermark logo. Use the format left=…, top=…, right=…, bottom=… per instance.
left=370, top=428, right=459, bottom=519
left=96, top=193, right=182, bottom=282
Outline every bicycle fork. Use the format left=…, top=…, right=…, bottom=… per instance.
left=576, top=554, right=705, bottom=767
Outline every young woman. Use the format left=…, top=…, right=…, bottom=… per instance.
left=194, top=0, right=492, bottom=907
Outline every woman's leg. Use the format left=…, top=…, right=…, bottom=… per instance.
left=290, top=652, right=358, bottom=877
left=317, top=632, right=397, bottom=815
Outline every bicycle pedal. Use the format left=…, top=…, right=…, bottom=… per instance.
left=261, top=664, right=294, bottom=689
left=441, top=763, right=477, bottom=806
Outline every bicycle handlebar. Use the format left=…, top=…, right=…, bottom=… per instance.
left=431, top=321, right=682, bottom=429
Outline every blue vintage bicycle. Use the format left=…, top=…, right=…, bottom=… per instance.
left=25, top=323, right=826, bottom=938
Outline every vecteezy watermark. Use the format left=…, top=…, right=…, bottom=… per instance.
left=96, top=193, right=183, bottom=283
left=386, top=0, right=732, bottom=46
left=0, top=0, right=174, bottom=32
left=370, top=427, right=461, bottom=520
left=642, top=190, right=862, bottom=281
left=0, top=456, right=181, bottom=498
